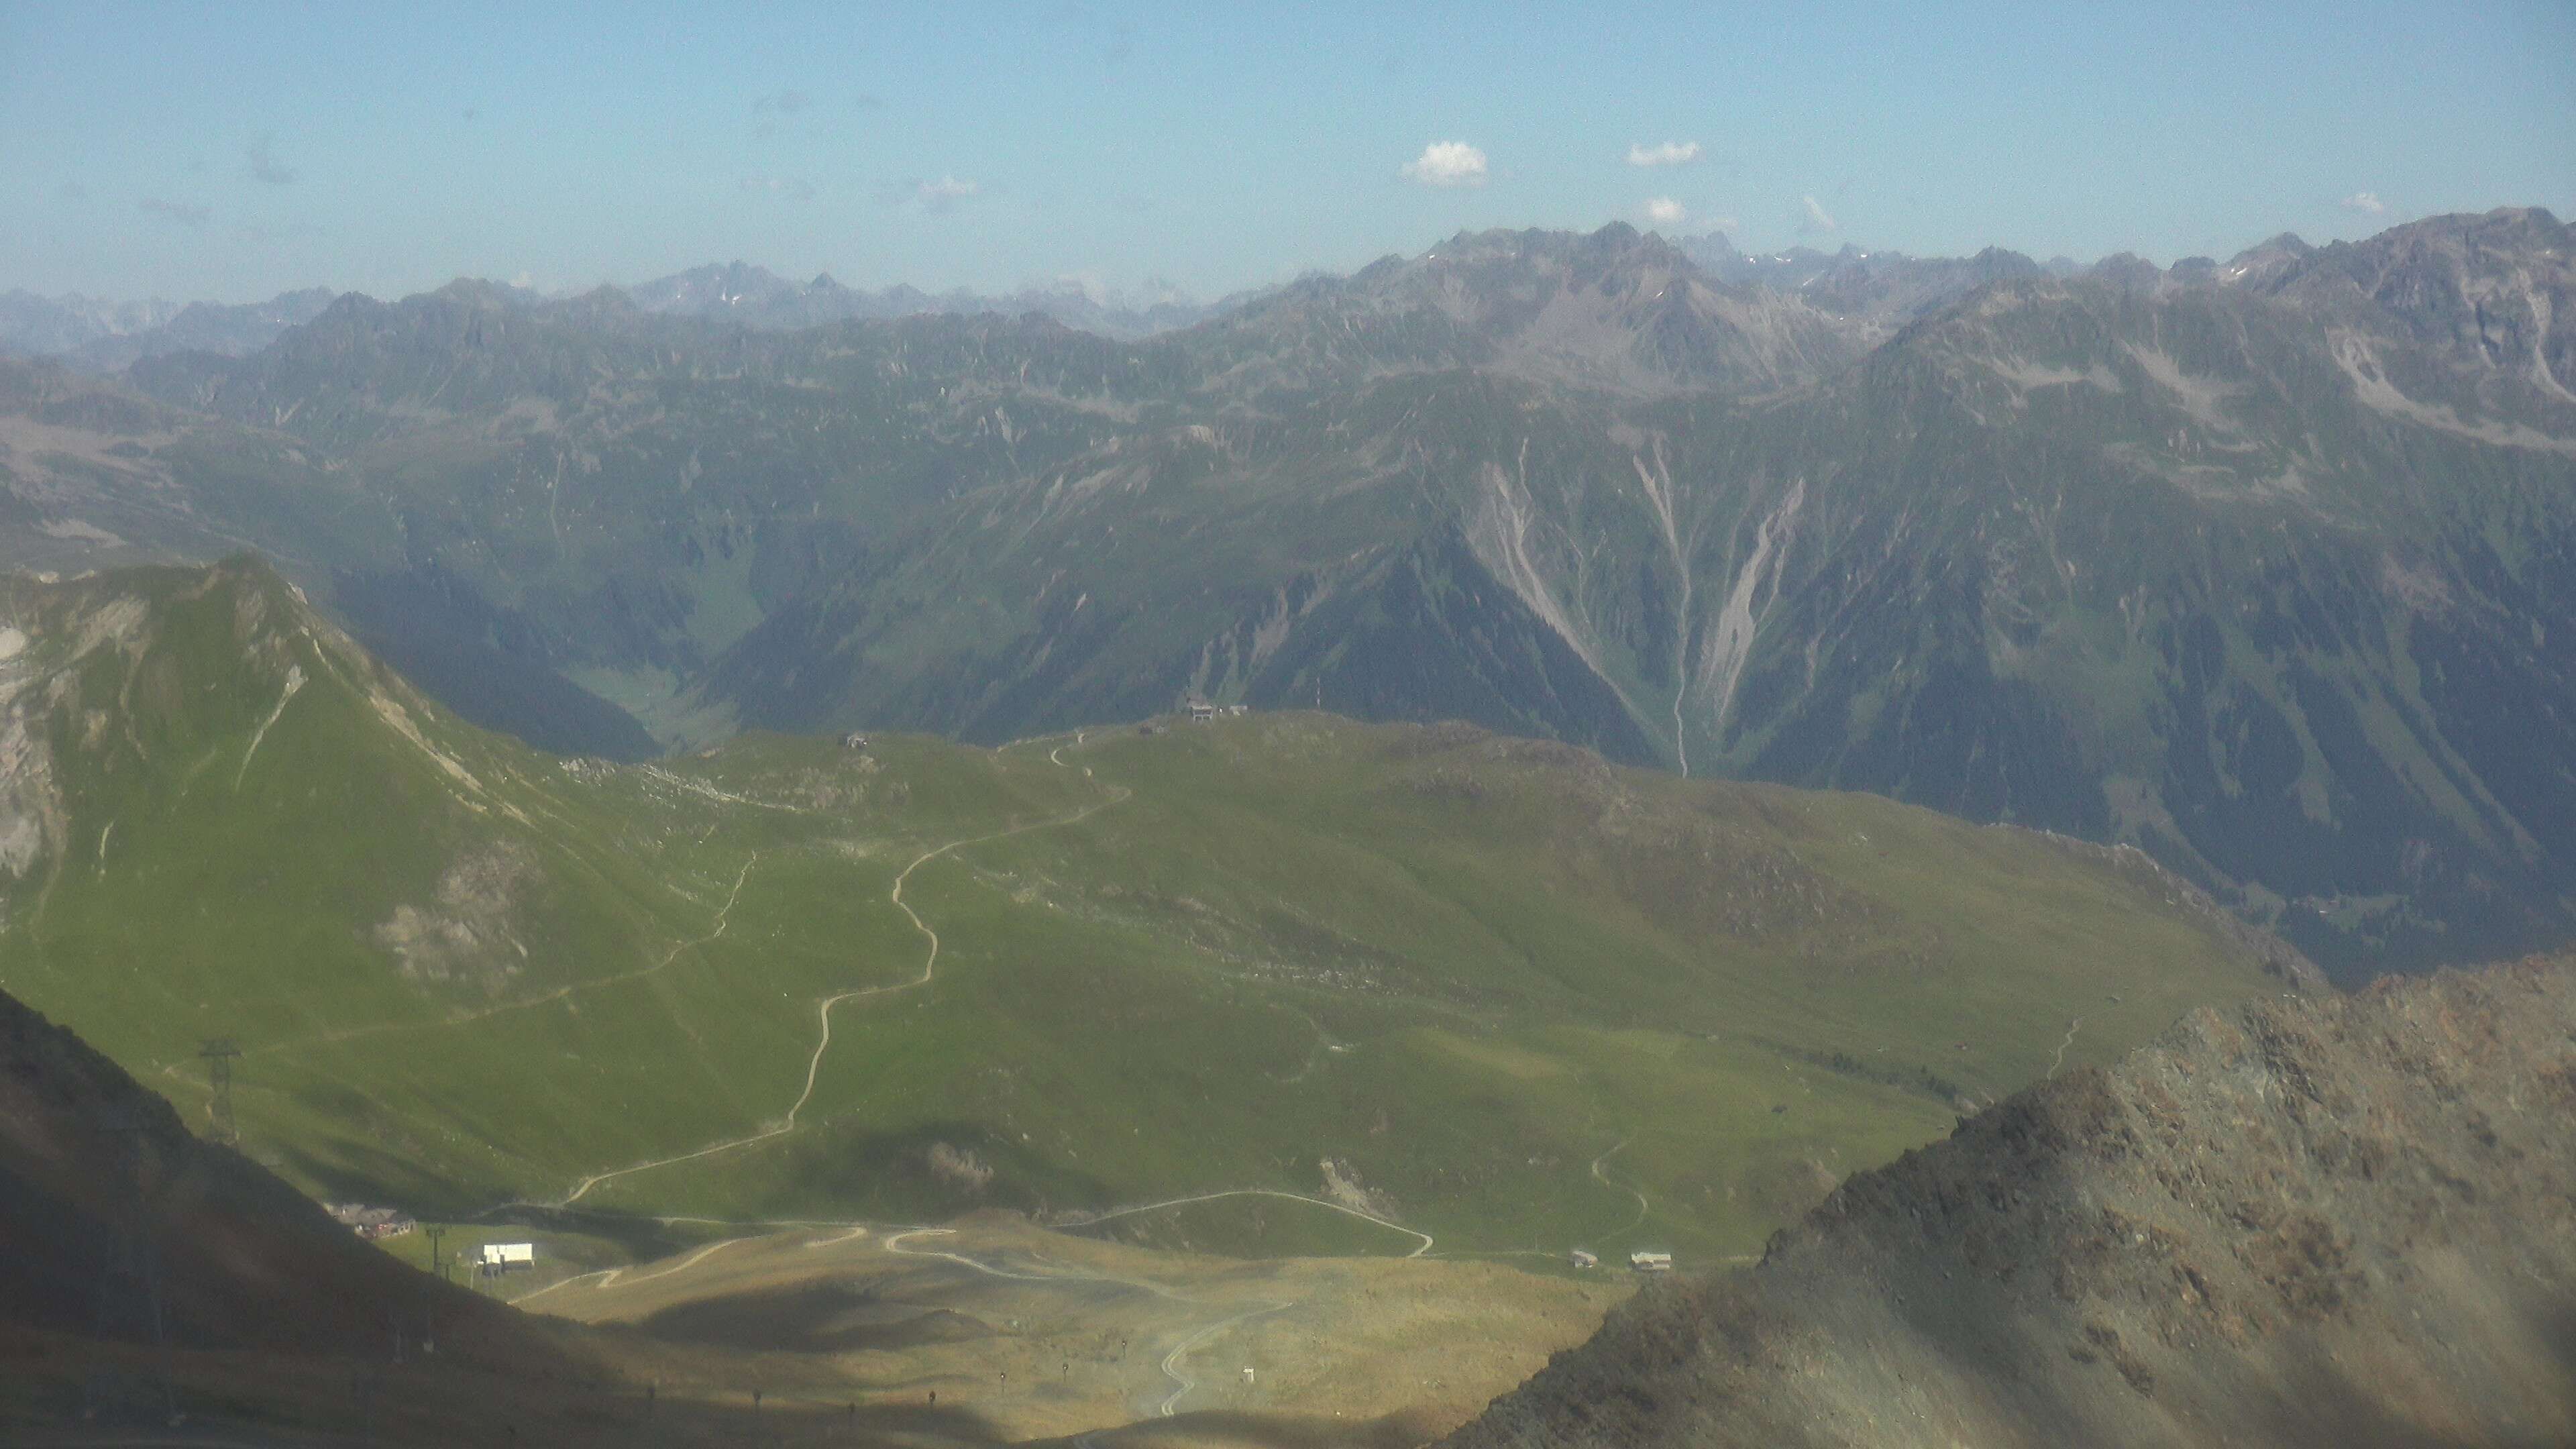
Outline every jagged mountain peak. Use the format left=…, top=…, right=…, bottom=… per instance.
left=2214, top=231, right=2318, bottom=289
left=1195, top=221, right=1858, bottom=397
left=1794, top=246, right=2047, bottom=325
left=2247, top=205, right=2576, bottom=398
left=2260, top=206, right=2570, bottom=296
left=2088, top=251, right=2167, bottom=290
left=1405, top=220, right=1700, bottom=282
left=423, top=276, right=543, bottom=311
left=550, top=282, right=645, bottom=324
left=627, top=258, right=810, bottom=311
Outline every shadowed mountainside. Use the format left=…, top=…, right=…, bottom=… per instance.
left=0, top=981, right=1040, bottom=1446
left=0, top=982, right=553, bottom=1361
left=1444, top=954, right=2576, bottom=1449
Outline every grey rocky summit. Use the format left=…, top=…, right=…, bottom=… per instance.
left=1441, top=955, right=2576, bottom=1448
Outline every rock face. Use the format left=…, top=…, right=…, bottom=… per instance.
left=1444, top=956, right=2576, bottom=1448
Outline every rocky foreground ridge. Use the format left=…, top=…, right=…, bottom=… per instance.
left=1445, top=956, right=2576, bottom=1448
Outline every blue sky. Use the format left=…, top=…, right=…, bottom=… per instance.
left=4, top=1, right=2571, bottom=303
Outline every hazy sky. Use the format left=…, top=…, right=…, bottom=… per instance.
left=4, top=1, right=2571, bottom=303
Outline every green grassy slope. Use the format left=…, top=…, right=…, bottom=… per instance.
left=0, top=561, right=2296, bottom=1263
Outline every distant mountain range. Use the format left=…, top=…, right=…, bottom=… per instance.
left=2, top=208, right=2571, bottom=977
left=0, top=264, right=1250, bottom=370
left=0, top=286, right=338, bottom=371
left=623, top=260, right=1256, bottom=339
left=0, top=233, right=2157, bottom=370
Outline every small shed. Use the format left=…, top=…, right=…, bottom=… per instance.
left=1629, top=1250, right=1674, bottom=1273
left=1187, top=701, right=1218, bottom=722
left=1570, top=1248, right=1599, bottom=1269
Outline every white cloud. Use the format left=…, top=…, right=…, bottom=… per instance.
left=916, top=174, right=980, bottom=212
left=1627, top=140, right=1701, bottom=168
left=1799, top=195, right=1839, bottom=233
left=1402, top=141, right=1489, bottom=189
left=1644, top=197, right=1687, bottom=227
left=2341, top=191, right=2388, bottom=215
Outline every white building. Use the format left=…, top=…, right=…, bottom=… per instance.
left=1629, top=1250, right=1674, bottom=1273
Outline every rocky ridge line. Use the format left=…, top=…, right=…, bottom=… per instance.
left=1446, top=955, right=2576, bottom=1448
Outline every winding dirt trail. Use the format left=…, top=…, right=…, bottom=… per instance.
left=883, top=1226, right=1107, bottom=1285
left=1066, top=1189, right=1433, bottom=1258
left=512, top=1235, right=745, bottom=1305
left=1589, top=1136, right=1650, bottom=1238
left=492, top=732, right=1445, bottom=1417
left=559, top=784, right=1130, bottom=1205
left=2047, top=1016, right=2084, bottom=1078
left=1155, top=1299, right=1295, bottom=1417
left=883, top=1227, right=1294, bottom=1419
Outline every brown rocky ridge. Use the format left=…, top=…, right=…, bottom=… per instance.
left=1444, top=955, right=2576, bottom=1448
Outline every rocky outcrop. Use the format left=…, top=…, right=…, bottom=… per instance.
left=1446, top=956, right=2576, bottom=1448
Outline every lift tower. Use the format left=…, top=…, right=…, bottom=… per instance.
left=198, top=1038, right=241, bottom=1146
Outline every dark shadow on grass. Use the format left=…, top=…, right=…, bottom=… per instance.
left=1055, top=1406, right=1440, bottom=1447
left=773, top=1116, right=1120, bottom=1222
left=471, top=1202, right=706, bottom=1264
left=272, top=1132, right=522, bottom=1219
left=636, top=1279, right=996, bottom=1353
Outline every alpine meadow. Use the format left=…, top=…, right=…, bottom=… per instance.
left=4, top=7, right=2575, bottom=1443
